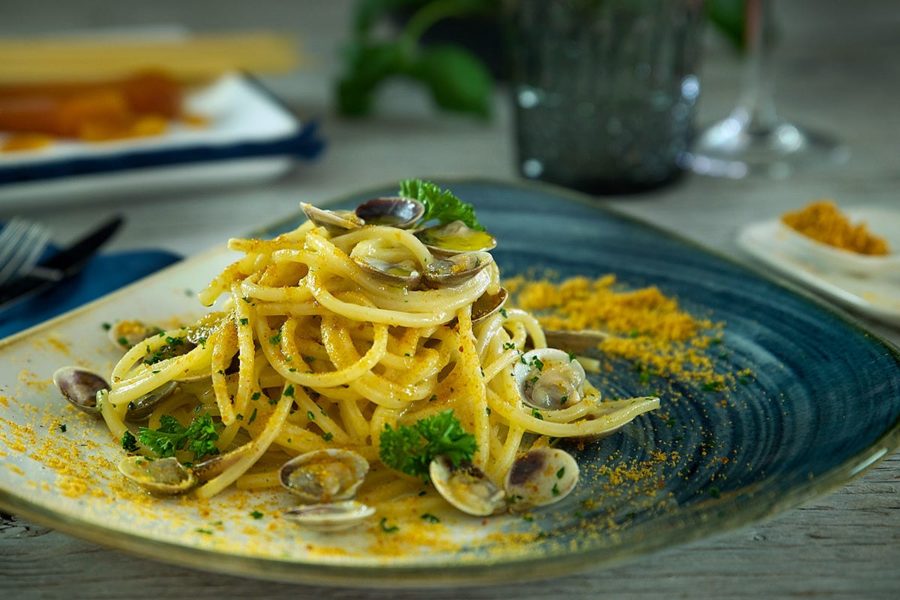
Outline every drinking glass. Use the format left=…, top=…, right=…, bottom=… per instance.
left=508, top=0, right=705, bottom=194
left=688, top=0, right=846, bottom=178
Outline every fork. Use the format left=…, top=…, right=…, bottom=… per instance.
left=0, top=218, right=52, bottom=287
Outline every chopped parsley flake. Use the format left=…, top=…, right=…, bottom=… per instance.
left=250, top=510, right=263, bottom=520
left=322, top=432, right=334, bottom=442
left=379, top=518, right=399, bottom=533
left=556, top=467, right=565, bottom=479
left=269, top=332, right=282, bottom=345
left=239, top=318, right=249, bottom=326
left=531, top=409, right=543, bottom=420
left=551, top=483, right=560, bottom=496
left=251, top=392, right=261, bottom=401
left=499, top=308, right=509, bottom=318
left=421, top=513, right=440, bottom=524
left=101, top=322, right=111, bottom=331
left=247, top=408, right=258, bottom=424
left=307, top=410, right=316, bottom=421
left=58, top=423, right=67, bottom=433
left=284, top=385, right=294, bottom=397
left=121, top=430, right=138, bottom=452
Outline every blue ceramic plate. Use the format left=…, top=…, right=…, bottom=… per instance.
left=0, top=180, right=897, bottom=586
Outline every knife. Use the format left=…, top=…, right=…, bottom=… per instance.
left=0, top=215, right=124, bottom=312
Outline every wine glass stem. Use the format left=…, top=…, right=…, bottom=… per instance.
left=736, top=0, right=779, bottom=132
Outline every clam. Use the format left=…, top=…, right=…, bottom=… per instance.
left=53, top=366, right=107, bottom=415
left=354, top=255, right=423, bottom=288
left=471, top=287, right=508, bottom=324
left=117, top=456, right=197, bottom=495
left=191, top=444, right=253, bottom=482
left=301, top=202, right=365, bottom=233
left=283, top=500, right=375, bottom=532
left=355, top=197, right=424, bottom=228
left=424, top=251, right=493, bottom=287
left=504, top=448, right=579, bottom=511
left=513, top=348, right=587, bottom=410
left=416, top=220, right=496, bottom=255
left=279, top=449, right=369, bottom=504
left=429, top=456, right=506, bottom=516
left=125, top=381, right=179, bottom=421
left=109, top=319, right=162, bottom=350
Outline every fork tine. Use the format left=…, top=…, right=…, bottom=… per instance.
left=0, top=220, right=29, bottom=274
left=0, top=220, right=51, bottom=286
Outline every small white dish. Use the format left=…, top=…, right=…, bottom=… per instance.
left=777, top=207, right=900, bottom=280
left=738, top=206, right=900, bottom=326
left=0, top=73, right=322, bottom=208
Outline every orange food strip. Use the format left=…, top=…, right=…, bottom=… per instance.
left=0, top=71, right=182, bottom=139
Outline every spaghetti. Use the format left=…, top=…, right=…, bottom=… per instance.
left=95, top=185, right=659, bottom=516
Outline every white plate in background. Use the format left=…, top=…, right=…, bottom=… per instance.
left=738, top=206, right=900, bottom=326
left=0, top=74, right=322, bottom=208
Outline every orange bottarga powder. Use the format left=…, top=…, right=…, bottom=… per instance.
left=505, top=274, right=725, bottom=387
left=781, top=200, right=890, bottom=256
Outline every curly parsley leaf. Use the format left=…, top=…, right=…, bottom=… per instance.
left=399, top=179, right=484, bottom=231
left=121, top=430, right=139, bottom=453
left=139, top=414, right=220, bottom=461
left=379, top=409, right=476, bottom=480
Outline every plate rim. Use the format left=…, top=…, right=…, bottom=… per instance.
left=1, top=177, right=898, bottom=586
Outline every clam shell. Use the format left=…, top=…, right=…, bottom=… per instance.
left=424, top=251, right=493, bottom=287
left=429, top=456, right=505, bottom=517
left=417, top=221, right=496, bottom=255
left=280, top=449, right=369, bottom=504
left=513, top=348, right=587, bottom=410
left=117, top=456, right=196, bottom=495
left=354, top=255, right=422, bottom=288
left=125, top=381, right=179, bottom=421
left=301, top=203, right=364, bottom=232
left=355, top=197, right=424, bottom=228
left=283, top=500, right=375, bottom=532
left=504, top=448, right=579, bottom=511
left=52, top=366, right=107, bottom=416
left=471, top=288, right=508, bottom=324
left=108, top=320, right=162, bottom=350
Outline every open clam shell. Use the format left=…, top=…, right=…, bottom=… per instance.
left=355, top=197, right=424, bottom=229
left=513, top=348, right=587, bottom=410
left=280, top=449, right=369, bottom=504
left=429, top=456, right=506, bottom=517
left=191, top=444, right=253, bottom=482
left=53, top=366, right=107, bottom=416
left=424, top=251, right=493, bottom=287
left=471, top=288, right=508, bottom=324
left=283, top=500, right=375, bottom=532
left=117, top=456, right=197, bottom=495
left=301, top=203, right=365, bottom=233
left=417, top=220, right=497, bottom=256
left=353, top=255, right=422, bottom=288
left=504, top=448, right=579, bottom=511
left=108, top=319, right=162, bottom=350
left=125, top=381, right=179, bottom=421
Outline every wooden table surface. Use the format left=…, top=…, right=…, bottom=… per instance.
left=1, top=1, right=898, bottom=598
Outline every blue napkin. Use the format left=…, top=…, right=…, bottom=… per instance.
left=0, top=249, right=181, bottom=338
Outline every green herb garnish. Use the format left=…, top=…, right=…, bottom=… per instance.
left=399, top=179, right=484, bottom=231
left=378, top=409, right=476, bottom=480
left=121, top=430, right=139, bottom=453
left=138, top=414, right=219, bottom=461
left=379, top=517, right=399, bottom=533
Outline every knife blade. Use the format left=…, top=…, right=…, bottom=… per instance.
left=0, top=215, right=124, bottom=312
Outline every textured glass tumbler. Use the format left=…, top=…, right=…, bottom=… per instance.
left=509, top=0, right=705, bottom=194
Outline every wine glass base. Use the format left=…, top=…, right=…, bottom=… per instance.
left=686, top=115, right=849, bottom=179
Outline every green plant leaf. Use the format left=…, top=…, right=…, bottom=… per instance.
left=410, top=45, right=492, bottom=117
left=706, top=0, right=745, bottom=52
left=336, top=41, right=408, bottom=116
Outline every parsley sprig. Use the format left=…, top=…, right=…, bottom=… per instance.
left=399, top=179, right=484, bottom=231
left=138, top=414, right=220, bottom=461
left=379, top=409, right=476, bottom=480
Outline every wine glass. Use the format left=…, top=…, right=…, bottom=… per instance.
left=688, top=0, right=846, bottom=178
